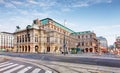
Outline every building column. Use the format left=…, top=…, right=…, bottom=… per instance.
left=88, top=48, right=90, bottom=53
left=84, top=49, right=86, bottom=53
left=92, top=48, right=94, bottom=53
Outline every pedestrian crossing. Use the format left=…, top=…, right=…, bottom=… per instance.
left=0, top=61, right=52, bottom=73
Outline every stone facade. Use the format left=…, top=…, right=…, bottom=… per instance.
left=72, top=31, right=98, bottom=53
left=13, top=18, right=77, bottom=53
left=115, top=36, right=120, bottom=49
left=97, top=36, right=108, bottom=53
left=0, top=32, right=14, bottom=51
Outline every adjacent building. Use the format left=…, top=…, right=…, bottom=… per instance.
left=115, top=36, right=120, bottom=49
left=13, top=18, right=77, bottom=53
left=71, top=31, right=98, bottom=53
left=97, top=36, right=108, bottom=53
left=112, top=36, right=120, bottom=55
left=0, top=32, right=14, bottom=51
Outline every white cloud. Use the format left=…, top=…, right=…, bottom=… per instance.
left=5, top=3, right=16, bottom=8
left=17, top=9, right=49, bottom=18
left=61, top=8, right=71, bottom=12
left=0, top=0, right=4, bottom=3
left=27, top=0, right=38, bottom=4
left=0, top=0, right=113, bottom=11
left=11, top=1, right=23, bottom=5
left=72, top=0, right=112, bottom=7
left=0, top=0, right=16, bottom=8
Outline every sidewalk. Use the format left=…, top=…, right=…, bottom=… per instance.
left=0, top=57, right=7, bottom=62
left=55, top=53, right=120, bottom=60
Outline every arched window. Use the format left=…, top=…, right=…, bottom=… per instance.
left=25, top=46, right=27, bottom=52
left=22, top=46, right=24, bottom=52
left=28, top=45, right=30, bottom=52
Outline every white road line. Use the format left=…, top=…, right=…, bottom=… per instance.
left=17, top=66, right=32, bottom=73
left=3, top=65, right=24, bottom=73
left=31, top=68, right=41, bottom=73
left=0, top=62, right=9, bottom=65
left=45, top=70, right=52, bottom=73
left=0, top=63, right=13, bottom=67
left=0, top=64, right=18, bottom=71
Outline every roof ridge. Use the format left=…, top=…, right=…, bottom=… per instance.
left=40, top=18, right=75, bottom=33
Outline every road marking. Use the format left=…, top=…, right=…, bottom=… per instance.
left=45, top=70, right=52, bottom=73
left=17, top=66, right=32, bottom=73
left=0, top=62, right=9, bottom=65
left=0, top=64, right=18, bottom=71
left=0, top=63, right=13, bottom=67
left=3, top=65, right=24, bottom=73
left=31, top=68, right=41, bottom=73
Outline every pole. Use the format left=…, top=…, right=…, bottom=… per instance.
left=63, top=20, right=66, bottom=55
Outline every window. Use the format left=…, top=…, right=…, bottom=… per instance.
left=25, top=46, right=27, bottom=52
left=22, top=35, right=24, bottom=42
left=28, top=34, right=30, bottom=42
left=78, top=36, right=80, bottom=39
left=47, top=37, right=50, bottom=43
left=17, top=36, right=19, bottom=43
left=86, top=35, right=88, bottom=38
left=90, top=42, right=92, bottom=46
left=90, top=35, right=92, bottom=38
left=35, top=36, right=38, bottom=42
left=22, top=46, right=24, bottom=52
left=20, top=36, right=21, bottom=43
left=82, top=42, right=84, bottom=46
left=28, top=45, right=30, bottom=52
left=82, top=35, right=84, bottom=38
left=25, top=35, right=27, bottom=42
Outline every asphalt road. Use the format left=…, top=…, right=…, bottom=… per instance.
left=0, top=52, right=120, bottom=68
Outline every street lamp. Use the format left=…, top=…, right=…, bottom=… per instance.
left=63, top=20, right=66, bottom=55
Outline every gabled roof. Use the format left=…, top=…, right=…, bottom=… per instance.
left=71, top=31, right=92, bottom=35
left=40, top=18, right=75, bottom=33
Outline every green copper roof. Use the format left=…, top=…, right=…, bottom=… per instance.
left=40, top=18, right=75, bottom=33
left=72, top=31, right=92, bottom=35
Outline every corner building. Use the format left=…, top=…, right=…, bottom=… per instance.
left=14, top=18, right=77, bottom=53
left=72, top=31, right=98, bottom=53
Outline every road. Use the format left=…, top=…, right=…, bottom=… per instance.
left=0, top=59, right=52, bottom=73
left=0, top=52, right=120, bottom=68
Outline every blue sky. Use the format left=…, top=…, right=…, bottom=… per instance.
left=0, top=0, right=120, bottom=45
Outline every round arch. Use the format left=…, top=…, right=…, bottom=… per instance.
left=35, top=45, right=39, bottom=53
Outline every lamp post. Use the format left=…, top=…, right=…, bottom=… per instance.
left=63, top=20, right=66, bottom=55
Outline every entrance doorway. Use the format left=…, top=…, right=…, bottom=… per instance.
left=90, top=48, right=93, bottom=52
left=35, top=45, right=39, bottom=52
left=47, top=47, right=50, bottom=52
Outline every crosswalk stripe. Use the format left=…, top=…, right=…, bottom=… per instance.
left=45, top=70, right=52, bottom=73
left=0, top=64, right=18, bottom=71
left=0, top=63, right=13, bottom=68
left=3, top=65, right=24, bottom=73
left=31, top=68, right=41, bottom=73
left=17, top=66, right=32, bottom=73
left=0, top=62, right=9, bottom=65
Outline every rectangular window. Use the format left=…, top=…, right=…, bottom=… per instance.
left=17, top=36, right=19, bottom=43
left=25, top=35, right=27, bottom=42
left=22, top=35, right=24, bottom=42
left=28, top=34, right=30, bottom=42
